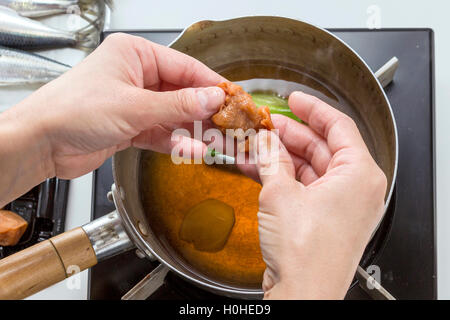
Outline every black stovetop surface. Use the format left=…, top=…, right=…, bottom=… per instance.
left=89, top=28, right=436, bottom=300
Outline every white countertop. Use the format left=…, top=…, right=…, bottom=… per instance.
left=7, top=0, right=450, bottom=299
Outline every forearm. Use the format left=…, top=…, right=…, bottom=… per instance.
left=0, top=99, right=53, bottom=208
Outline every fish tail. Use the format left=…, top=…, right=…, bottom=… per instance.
left=102, top=0, right=114, bottom=10
left=75, top=23, right=100, bottom=50
left=79, top=0, right=114, bottom=9
left=74, top=1, right=112, bottom=50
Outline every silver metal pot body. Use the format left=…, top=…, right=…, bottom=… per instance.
left=107, top=16, right=398, bottom=299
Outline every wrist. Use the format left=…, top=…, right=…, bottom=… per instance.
left=264, top=231, right=366, bottom=300
left=16, top=91, right=56, bottom=179
left=264, top=266, right=355, bottom=300
left=0, top=101, right=54, bottom=206
left=265, top=272, right=351, bottom=300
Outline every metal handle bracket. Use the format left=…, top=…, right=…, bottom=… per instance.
left=82, top=210, right=134, bottom=262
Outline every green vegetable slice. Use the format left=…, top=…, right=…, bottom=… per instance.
left=250, top=92, right=303, bottom=123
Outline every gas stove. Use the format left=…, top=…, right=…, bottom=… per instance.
left=89, top=29, right=436, bottom=300
left=0, top=178, right=69, bottom=259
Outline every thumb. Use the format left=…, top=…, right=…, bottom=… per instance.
left=252, top=130, right=296, bottom=186
left=136, top=86, right=225, bottom=125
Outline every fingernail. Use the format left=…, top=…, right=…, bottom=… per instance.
left=290, top=91, right=304, bottom=99
left=197, top=87, right=225, bottom=113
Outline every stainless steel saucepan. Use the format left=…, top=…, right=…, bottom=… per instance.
left=0, top=16, right=398, bottom=300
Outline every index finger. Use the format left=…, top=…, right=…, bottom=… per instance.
left=137, top=37, right=226, bottom=88
left=288, top=91, right=368, bottom=154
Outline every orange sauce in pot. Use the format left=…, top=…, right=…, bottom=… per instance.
left=140, top=152, right=265, bottom=288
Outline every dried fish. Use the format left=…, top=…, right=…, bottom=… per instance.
left=0, top=46, right=70, bottom=85
left=0, top=5, right=102, bottom=49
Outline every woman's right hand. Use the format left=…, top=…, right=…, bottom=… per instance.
left=244, top=91, right=387, bottom=300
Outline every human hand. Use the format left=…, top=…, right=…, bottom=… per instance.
left=242, top=92, right=387, bottom=300
left=12, top=33, right=225, bottom=179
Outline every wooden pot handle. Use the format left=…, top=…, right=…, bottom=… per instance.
left=0, top=227, right=97, bottom=300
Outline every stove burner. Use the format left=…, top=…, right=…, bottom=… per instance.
left=0, top=178, right=69, bottom=259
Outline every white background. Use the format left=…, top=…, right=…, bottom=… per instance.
left=16, top=0, right=450, bottom=299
